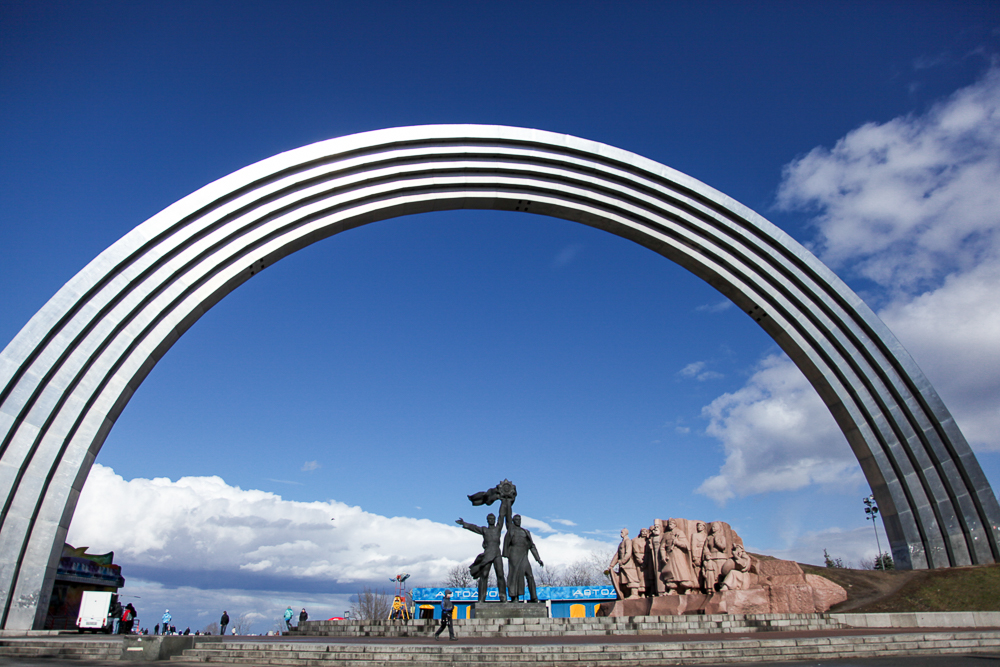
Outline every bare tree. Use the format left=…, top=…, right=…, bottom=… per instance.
left=561, top=560, right=594, bottom=586
left=350, top=586, right=393, bottom=621
left=231, top=612, right=253, bottom=635
left=202, top=621, right=219, bottom=635
left=445, top=564, right=473, bottom=588
left=535, top=564, right=564, bottom=587
left=562, top=549, right=615, bottom=586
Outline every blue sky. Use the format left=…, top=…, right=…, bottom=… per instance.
left=3, top=1, right=999, bottom=632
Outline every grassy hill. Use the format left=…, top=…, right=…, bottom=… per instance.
left=799, top=562, right=1000, bottom=613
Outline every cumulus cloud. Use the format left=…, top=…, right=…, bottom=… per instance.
left=679, top=361, right=723, bottom=382
left=68, top=465, right=614, bottom=630
left=699, top=66, right=1000, bottom=502
left=697, top=354, right=862, bottom=504
left=878, top=261, right=1000, bottom=450
left=777, top=66, right=1000, bottom=294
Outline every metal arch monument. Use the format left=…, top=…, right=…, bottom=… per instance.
left=1, top=125, right=998, bottom=629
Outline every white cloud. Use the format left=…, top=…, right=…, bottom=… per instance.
left=67, top=465, right=614, bottom=630
left=777, top=66, right=1000, bottom=294
left=878, top=261, right=1000, bottom=450
left=680, top=361, right=706, bottom=377
left=679, top=361, right=723, bottom=381
left=518, top=516, right=556, bottom=534
left=67, top=465, right=473, bottom=583
left=699, top=66, right=1000, bottom=501
left=550, top=518, right=577, bottom=527
left=759, top=525, right=890, bottom=569
left=696, top=299, right=733, bottom=313
left=301, top=461, right=320, bottom=472
left=697, top=354, right=862, bottom=504
left=552, top=243, right=583, bottom=268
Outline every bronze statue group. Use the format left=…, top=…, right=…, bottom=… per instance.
left=457, top=479, right=545, bottom=604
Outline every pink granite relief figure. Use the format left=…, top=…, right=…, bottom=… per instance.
left=610, top=528, right=642, bottom=599
left=631, top=528, right=650, bottom=597
left=720, top=543, right=753, bottom=591
left=701, top=521, right=729, bottom=593
left=649, top=522, right=666, bottom=595
left=691, top=521, right=708, bottom=591
left=660, top=518, right=698, bottom=594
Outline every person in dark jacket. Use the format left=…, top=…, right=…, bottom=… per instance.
left=123, top=603, right=137, bottom=634
left=433, top=590, right=456, bottom=641
left=219, top=611, right=229, bottom=636
left=299, top=608, right=308, bottom=626
left=111, top=599, right=123, bottom=634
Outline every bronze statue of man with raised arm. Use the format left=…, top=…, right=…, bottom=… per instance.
left=456, top=513, right=508, bottom=602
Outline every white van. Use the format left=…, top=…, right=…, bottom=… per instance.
left=76, top=591, right=113, bottom=632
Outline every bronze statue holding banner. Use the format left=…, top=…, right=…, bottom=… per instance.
left=461, top=480, right=543, bottom=604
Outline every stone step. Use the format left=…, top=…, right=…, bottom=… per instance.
left=292, top=613, right=848, bottom=638
left=170, top=632, right=1000, bottom=666
left=0, top=637, right=122, bottom=660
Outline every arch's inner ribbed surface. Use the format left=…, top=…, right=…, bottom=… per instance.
left=1, top=125, right=997, bottom=629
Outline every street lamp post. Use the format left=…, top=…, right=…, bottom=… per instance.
left=863, top=495, right=882, bottom=569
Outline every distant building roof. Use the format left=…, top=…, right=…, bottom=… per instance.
left=55, top=544, right=125, bottom=588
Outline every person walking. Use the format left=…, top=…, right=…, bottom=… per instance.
left=161, top=610, right=172, bottom=635
left=433, top=590, right=456, bottom=641
left=283, top=606, right=294, bottom=631
left=219, top=611, right=229, bottom=636
left=154, top=623, right=159, bottom=636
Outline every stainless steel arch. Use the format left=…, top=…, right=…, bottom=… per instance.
left=1, top=125, right=998, bottom=628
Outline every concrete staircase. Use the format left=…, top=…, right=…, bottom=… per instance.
left=0, top=635, right=122, bottom=661
left=171, top=631, right=1000, bottom=665
left=292, top=613, right=850, bottom=638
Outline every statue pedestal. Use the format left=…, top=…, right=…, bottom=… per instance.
left=600, top=593, right=723, bottom=617
left=649, top=593, right=709, bottom=615
left=474, top=602, right=547, bottom=619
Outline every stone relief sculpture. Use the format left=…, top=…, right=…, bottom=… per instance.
left=701, top=521, right=729, bottom=593
left=456, top=513, right=508, bottom=602
left=631, top=528, right=649, bottom=598
left=660, top=518, right=698, bottom=594
left=601, top=517, right=847, bottom=617
left=649, top=522, right=666, bottom=595
left=691, top=521, right=708, bottom=590
left=503, top=515, right=544, bottom=602
left=720, top=543, right=752, bottom=591
left=637, top=527, right=657, bottom=596
left=609, top=528, right=642, bottom=599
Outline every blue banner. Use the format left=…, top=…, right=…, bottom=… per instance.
left=411, top=585, right=616, bottom=602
